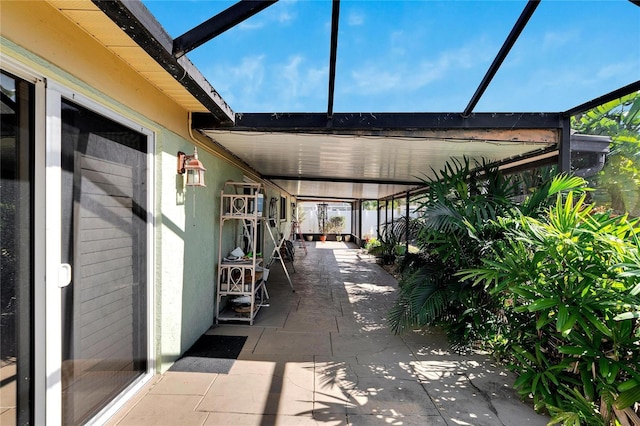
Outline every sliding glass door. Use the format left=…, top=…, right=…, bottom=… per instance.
left=1, top=65, right=152, bottom=425
left=0, top=71, right=34, bottom=425
left=59, top=99, right=149, bottom=425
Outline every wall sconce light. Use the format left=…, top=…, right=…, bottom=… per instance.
left=177, top=147, right=206, bottom=187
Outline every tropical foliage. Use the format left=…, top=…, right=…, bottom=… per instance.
left=387, top=157, right=585, bottom=343
left=459, top=192, right=640, bottom=425
left=367, top=216, right=421, bottom=264
left=384, top=94, right=640, bottom=424
left=572, top=91, right=640, bottom=215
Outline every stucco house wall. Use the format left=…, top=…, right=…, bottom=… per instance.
left=1, top=0, right=290, bottom=375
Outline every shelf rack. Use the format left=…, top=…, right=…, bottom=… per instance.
left=215, top=181, right=267, bottom=325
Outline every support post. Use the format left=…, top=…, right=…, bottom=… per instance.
left=559, top=116, right=571, bottom=173
left=376, top=201, right=380, bottom=240
left=357, top=200, right=362, bottom=244
left=390, top=196, right=395, bottom=226
left=405, top=192, right=410, bottom=252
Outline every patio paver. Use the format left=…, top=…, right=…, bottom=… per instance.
left=106, top=242, right=548, bottom=426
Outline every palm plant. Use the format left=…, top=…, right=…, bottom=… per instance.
left=388, top=215, right=423, bottom=248
left=387, top=156, right=586, bottom=345
left=388, top=157, right=515, bottom=339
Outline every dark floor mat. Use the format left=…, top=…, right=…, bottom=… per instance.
left=168, top=334, right=247, bottom=374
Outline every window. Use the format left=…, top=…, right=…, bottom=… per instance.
left=280, top=196, right=287, bottom=221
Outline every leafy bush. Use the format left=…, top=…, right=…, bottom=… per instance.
left=364, top=237, right=380, bottom=251
left=387, top=157, right=585, bottom=346
left=459, top=192, right=640, bottom=424
left=367, top=222, right=407, bottom=265
left=327, top=215, right=345, bottom=234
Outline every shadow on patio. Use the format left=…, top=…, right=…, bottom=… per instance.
left=107, top=242, right=549, bottom=426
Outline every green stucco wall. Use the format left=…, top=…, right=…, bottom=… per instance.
left=1, top=35, right=291, bottom=374
left=157, top=137, right=247, bottom=370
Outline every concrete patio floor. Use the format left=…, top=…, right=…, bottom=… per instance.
left=106, top=242, right=549, bottom=426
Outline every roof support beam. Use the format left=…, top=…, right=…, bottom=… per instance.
left=173, top=0, right=278, bottom=58
left=462, top=0, right=540, bottom=117
left=327, top=0, right=340, bottom=118
left=563, top=80, right=640, bottom=117
left=265, top=175, right=421, bottom=186
left=194, top=111, right=563, bottom=131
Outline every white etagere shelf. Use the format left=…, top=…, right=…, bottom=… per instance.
left=215, top=181, right=268, bottom=325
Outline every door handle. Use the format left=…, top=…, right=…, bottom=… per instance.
left=58, top=263, right=72, bottom=288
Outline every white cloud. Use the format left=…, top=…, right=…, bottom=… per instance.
left=278, top=11, right=295, bottom=24
left=542, top=29, right=579, bottom=51
left=236, top=1, right=297, bottom=31
left=282, top=55, right=304, bottom=97
left=390, top=30, right=407, bottom=56
left=208, top=52, right=329, bottom=111
left=596, top=61, right=632, bottom=80
left=348, top=10, right=364, bottom=26
left=274, top=55, right=328, bottom=109
left=207, top=55, right=266, bottom=106
left=351, top=68, right=400, bottom=93
left=238, top=21, right=265, bottom=30
left=347, top=40, right=492, bottom=95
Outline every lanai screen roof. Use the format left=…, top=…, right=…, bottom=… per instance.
left=55, top=0, right=640, bottom=200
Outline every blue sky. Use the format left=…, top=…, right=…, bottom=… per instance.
left=143, top=0, right=640, bottom=113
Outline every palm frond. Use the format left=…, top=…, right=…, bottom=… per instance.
left=422, top=203, right=464, bottom=234
left=521, top=174, right=587, bottom=217
left=388, top=263, right=454, bottom=334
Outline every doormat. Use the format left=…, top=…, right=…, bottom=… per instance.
left=168, top=334, right=247, bottom=374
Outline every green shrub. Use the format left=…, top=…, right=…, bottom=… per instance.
left=387, top=157, right=585, bottom=345
left=365, top=237, right=380, bottom=251
left=459, top=192, right=640, bottom=424
left=367, top=222, right=406, bottom=265
left=328, top=215, right=345, bottom=234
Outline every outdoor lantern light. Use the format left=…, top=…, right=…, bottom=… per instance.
left=177, top=147, right=206, bottom=187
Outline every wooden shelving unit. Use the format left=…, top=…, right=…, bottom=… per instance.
left=215, top=181, right=267, bottom=325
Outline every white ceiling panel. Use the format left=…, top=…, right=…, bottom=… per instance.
left=271, top=180, right=419, bottom=201
left=203, top=130, right=556, bottom=199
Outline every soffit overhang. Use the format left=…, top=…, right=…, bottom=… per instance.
left=46, top=0, right=234, bottom=125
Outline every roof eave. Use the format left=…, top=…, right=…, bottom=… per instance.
left=93, top=0, right=235, bottom=125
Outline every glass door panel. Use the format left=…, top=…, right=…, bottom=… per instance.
left=0, top=70, right=34, bottom=426
left=60, top=100, right=147, bottom=425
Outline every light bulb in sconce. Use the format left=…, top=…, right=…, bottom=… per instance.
left=177, top=147, right=206, bottom=187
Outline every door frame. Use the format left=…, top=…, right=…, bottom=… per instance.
left=1, top=56, right=47, bottom=426
left=2, top=52, right=156, bottom=425
left=44, top=80, right=156, bottom=425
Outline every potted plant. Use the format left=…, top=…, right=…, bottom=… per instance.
left=328, top=215, right=345, bottom=242
left=317, top=203, right=328, bottom=242
left=318, top=220, right=328, bottom=241
left=293, top=205, right=309, bottom=241
left=319, top=234, right=327, bottom=242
